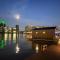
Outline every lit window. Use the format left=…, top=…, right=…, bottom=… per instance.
left=36, top=32, right=38, bottom=34
left=43, top=31, right=46, bottom=34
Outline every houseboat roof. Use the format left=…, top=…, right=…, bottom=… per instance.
left=32, top=27, right=56, bottom=30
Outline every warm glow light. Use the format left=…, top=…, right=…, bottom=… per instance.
left=43, top=31, right=46, bottom=34
left=9, top=34, right=11, bottom=40
left=26, top=34, right=32, bottom=39
left=58, top=39, right=60, bottom=44
left=4, top=33, right=8, bottom=45
left=5, top=30, right=8, bottom=32
left=4, top=27, right=8, bottom=32
left=35, top=44, right=39, bottom=53
left=42, top=45, right=47, bottom=51
left=26, top=31, right=32, bottom=33
left=9, top=28, right=12, bottom=30
left=56, top=36, right=58, bottom=38
left=13, top=31, right=16, bottom=33
left=4, top=33, right=8, bottom=41
left=13, top=33, right=16, bottom=40
left=36, top=32, right=38, bottom=34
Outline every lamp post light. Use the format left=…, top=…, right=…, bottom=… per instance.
left=15, top=14, right=20, bottom=38
left=15, top=14, right=20, bottom=50
left=15, top=14, right=20, bottom=25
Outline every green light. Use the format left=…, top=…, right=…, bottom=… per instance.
left=0, top=18, right=6, bottom=24
left=0, top=40, right=5, bottom=48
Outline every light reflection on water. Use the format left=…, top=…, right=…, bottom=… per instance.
left=0, top=33, right=60, bottom=56
left=9, top=33, right=12, bottom=40
left=16, top=43, right=20, bottom=53
left=58, top=39, right=60, bottom=45
left=35, top=44, right=39, bottom=53
left=4, top=33, right=8, bottom=41
left=0, top=40, right=5, bottom=48
left=32, top=41, right=48, bottom=53
left=0, top=33, right=32, bottom=54
left=0, top=33, right=19, bottom=54
left=13, top=33, right=16, bottom=40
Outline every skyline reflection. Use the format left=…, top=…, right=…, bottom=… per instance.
left=0, top=33, right=19, bottom=49
left=0, top=33, right=60, bottom=60
left=32, top=41, right=50, bottom=53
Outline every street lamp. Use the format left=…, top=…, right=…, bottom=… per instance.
left=15, top=14, right=20, bottom=24
left=15, top=14, right=20, bottom=20
left=14, top=14, right=20, bottom=52
left=15, top=14, right=20, bottom=38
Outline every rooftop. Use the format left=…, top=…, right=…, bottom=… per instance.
left=32, top=27, right=56, bottom=30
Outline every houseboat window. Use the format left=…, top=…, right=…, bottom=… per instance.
left=36, top=32, right=38, bottom=34
left=43, top=31, right=46, bottom=34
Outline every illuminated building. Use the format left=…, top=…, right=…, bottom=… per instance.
left=0, top=18, right=6, bottom=27
left=0, top=18, right=7, bottom=34
left=25, top=25, right=32, bottom=32
left=32, top=27, right=56, bottom=40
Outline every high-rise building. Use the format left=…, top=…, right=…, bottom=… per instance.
left=0, top=18, right=6, bottom=33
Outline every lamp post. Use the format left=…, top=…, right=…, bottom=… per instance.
left=15, top=14, right=20, bottom=54
left=15, top=14, right=20, bottom=35
left=15, top=14, right=20, bottom=25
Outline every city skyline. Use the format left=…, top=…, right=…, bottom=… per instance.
left=0, top=0, right=60, bottom=30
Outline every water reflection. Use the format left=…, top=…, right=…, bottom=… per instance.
left=32, top=41, right=48, bottom=53
left=0, top=33, right=59, bottom=57
left=0, top=40, right=5, bottom=48
left=58, top=39, right=60, bottom=45
left=25, top=33, right=32, bottom=39
left=16, top=43, right=20, bottom=53
left=0, top=34, right=5, bottom=48
left=4, top=33, right=8, bottom=41
left=4, top=33, right=18, bottom=44
left=42, top=45, right=47, bottom=51
left=13, top=33, right=16, bottom=40
left=9, top=33, right=12, bottom=40
left=0, top=33, right=20, bottom=54
left=35, top=44, right=39, bottom=53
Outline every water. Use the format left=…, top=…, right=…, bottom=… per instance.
left=0, top=33, right=33, bottom=60
left=0, top=33, right=60, bottom=60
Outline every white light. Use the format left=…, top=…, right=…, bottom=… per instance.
left=15, top=14, right=20, bottom=20
left=16, top=44, right=20, bottom=53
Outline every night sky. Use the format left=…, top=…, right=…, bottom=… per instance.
left=0, top=0, right=60, bottom=30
